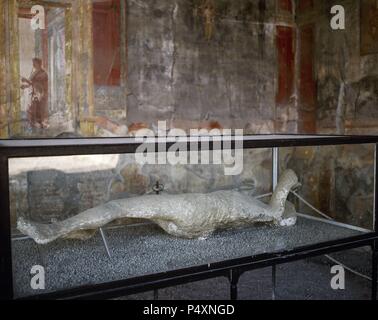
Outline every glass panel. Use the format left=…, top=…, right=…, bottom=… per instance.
left=9, top=144, right=374, bottom=298
left=280, top=144, right=375, bottom=231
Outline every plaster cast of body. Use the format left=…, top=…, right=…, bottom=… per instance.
left=18, top=170, right=299, bottom=244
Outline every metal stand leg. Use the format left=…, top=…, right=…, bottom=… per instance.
left=373, top=144, right=378, bottom=300
left=154, top=289, right=159, bottom=300
left=270, top=148, right=279, bottom=301
left=272, top=265, right=277, bottom=300
left=272, top=148, right=279, bottom=301
left=372, top=244, right=378, bottom=301
left=229, top=269, right=240, bottom=301
left=99, top=228, right=112, bottom=259
left=230, top=282, right=238, bottom=301
left=272, top=147, right=279, bottom=190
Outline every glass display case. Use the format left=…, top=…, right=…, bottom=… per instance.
left=1, top=135, right=378, bottom=300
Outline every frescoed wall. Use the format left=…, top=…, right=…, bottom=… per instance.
left=3, top=0, right=378, bottom=230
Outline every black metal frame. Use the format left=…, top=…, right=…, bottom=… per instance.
left=1, top=134, right=378, bottom=300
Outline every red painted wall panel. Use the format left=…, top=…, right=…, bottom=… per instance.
left=276, top=26, right=295, bottom=106
left=279, top=0, right=293, bottom=13
left=297, top=0, right=314, bottom=13
left=299, top=24, right=316, bottom=133
left=93, top=0, right=121, bottom=86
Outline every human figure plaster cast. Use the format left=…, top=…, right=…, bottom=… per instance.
left=17, top=170, right=299, bottom=244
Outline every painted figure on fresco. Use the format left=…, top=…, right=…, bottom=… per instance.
left=201, top=0, right=216, bottom=41
left=21, top=58, right=49, bottom=129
